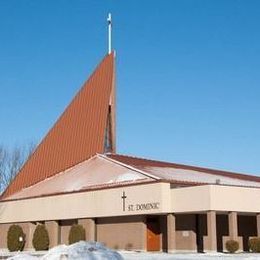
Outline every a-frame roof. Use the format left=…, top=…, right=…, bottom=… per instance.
left=3, top=153, right=260, bottom=202
left=2, top=52, right=115, bottom=199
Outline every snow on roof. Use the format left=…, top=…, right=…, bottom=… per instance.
left=5, top=155, right=149, bottom=201
left=142, top=166, right=260, bottom=188
left=4, top=153, right=260, bottom=202
left=106, top=154, right=260, bottom=188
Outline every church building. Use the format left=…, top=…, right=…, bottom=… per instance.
left=1, top=18, right=260, bottom=254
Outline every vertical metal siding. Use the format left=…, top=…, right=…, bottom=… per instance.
left=2, top=52, right=115, bottom=199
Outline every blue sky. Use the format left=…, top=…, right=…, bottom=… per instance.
left=0, top=0, right=260, bottom=175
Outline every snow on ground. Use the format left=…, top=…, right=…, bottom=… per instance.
left=121, top=251, right=260, bottom=260
left=42, top=241, right=123, bottom=260
left=4, top=243, right=260, bottom=260
left=7, top=255, right=38, bottom=260
left=6, top=241, right=123, bottom=260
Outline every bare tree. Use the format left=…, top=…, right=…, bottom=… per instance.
left=0, top=146, right=7, bottom=192
left=0, top=143, right=36, bottom=194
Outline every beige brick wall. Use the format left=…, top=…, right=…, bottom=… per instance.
left=45, top=220, right=59, bottom=248
left=175, top=214, right=197, bottom=252
left=60, top=219, right=77, bottom=245
left=0, top=223, right=11, bottom=248
left=0, top=222, right=36, bottom=250
left=97, top=215, right=146, bottom=251
left=78, top=218, right=95, bottom=241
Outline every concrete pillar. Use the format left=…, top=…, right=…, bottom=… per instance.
left=142, top=216, right=147, bottom=252
left=223, top=212, right=243, bottom=252
left=167, top=214, right=176, bottom=253
left=203, top=211, right=217, bottom=252
left=26, top=222, right=37, bottom=250
left=78, top=219, right=95, bottom=241
left=17, top=222, right=36, bottom=250
left=256, top=214, right=260, bottom=237
left=45, top=221, right=59, bottom=248
left=228, top=212, right=238, bottom=239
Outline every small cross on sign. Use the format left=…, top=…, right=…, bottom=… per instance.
left=121, top=191, right=127, bottom=211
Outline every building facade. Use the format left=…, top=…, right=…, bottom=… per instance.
left=1, top=52, right=260, bottom=253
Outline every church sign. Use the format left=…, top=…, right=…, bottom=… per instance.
left=121, top=191, right=160, bottom=212
left=128, top=202, right=160, bottom=212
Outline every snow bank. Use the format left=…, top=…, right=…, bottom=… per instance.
left=7, top=254, right=38, bottom=260
left=42, top=241, right=123, bottom=260
left=7, top=241, right=123, bottom=260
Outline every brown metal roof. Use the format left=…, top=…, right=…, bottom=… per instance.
left=3, top=152, right=260, bottom=203
left=4, top=155, right=148, bottom=201
left=1, top=52, right=115, bottom=199
left=106, top=153, right=260, bottom=183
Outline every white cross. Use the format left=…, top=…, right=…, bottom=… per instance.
left=107, top=13, right=112, bottom=54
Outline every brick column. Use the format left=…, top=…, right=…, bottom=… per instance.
left=229, top=212, right=238, bottom=239
left=142, top=216, right=147, bottom=251
left=223, top=212, right=243, bottom=252
left=256, top=214, right=260, bottom=237
left=78, top=218, right=95, bottom=241
left=203, top=211, right=217, bottom=252
left=45, top=221, right=59, bottom=248
left=18, top=222, right=36, bottom=250
left=167, top=213, right=176, bottom=253
left=26, top=222, right=37, bottom=249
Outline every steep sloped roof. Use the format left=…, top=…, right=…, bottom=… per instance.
left=2, top=52, right=115, bottom=199
left=106, top=153, right=260, bottom=186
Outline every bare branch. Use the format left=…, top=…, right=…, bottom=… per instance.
left=0, top=143, right=36, bottom=194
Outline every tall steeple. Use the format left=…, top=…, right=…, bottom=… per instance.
left=2, top=51, right=116, bottom=199
left=104, top=13, right=116, bottom=153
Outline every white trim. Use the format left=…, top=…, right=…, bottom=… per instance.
left=107, top=13, right=112, bottom=54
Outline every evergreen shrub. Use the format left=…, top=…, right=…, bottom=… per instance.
left=7, top=224, right=26, bottom=252
left=32, top=224, right=49, bottom=251
left=225, top=239, right=239, bottom=253
left=68, top=224, right=86, bottom=245
left=248, top=237, right=260, bottom=253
